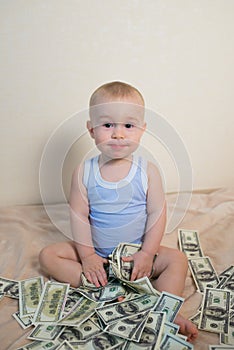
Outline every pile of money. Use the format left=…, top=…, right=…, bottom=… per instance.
left=178, top=229, right=234, bottom=347
left=0, top=242, right=195, bottom=350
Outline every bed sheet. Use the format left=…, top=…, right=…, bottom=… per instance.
left=0, top=188, right=233, bottom=349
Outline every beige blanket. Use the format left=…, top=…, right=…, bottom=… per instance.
left=0, top=188, right=233, bottom=349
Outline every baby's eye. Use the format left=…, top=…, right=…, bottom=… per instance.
left=103, top=123, right=114, bottom=128
left=125, top=123, right=134, bottom=128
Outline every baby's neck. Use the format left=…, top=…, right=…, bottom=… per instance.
left=98, top=155, right=133, bottom=182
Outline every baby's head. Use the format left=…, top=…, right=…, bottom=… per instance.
left=89, top=81, right=145, bottom=108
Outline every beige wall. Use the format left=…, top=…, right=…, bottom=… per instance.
left=1, top=0, right=233, bottom=205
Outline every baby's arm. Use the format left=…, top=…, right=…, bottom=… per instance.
left=122, top=162, right=166, bottom=280
left=69, top=164, right=108, bottom=287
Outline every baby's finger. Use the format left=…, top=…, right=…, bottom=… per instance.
left=121, top=255, right=133, bottom=262
left=96, top=269, right=108, bottom=286
left=87, top=271, right=101, bottom=288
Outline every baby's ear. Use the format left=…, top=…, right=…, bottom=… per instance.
left=87, top=120, right=95, bottom=138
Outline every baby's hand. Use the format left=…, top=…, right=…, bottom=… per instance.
left=121, top=251, right=154, bottom=281
left=81, top=253, right=108, bottom=287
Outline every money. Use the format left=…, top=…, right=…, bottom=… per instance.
left=220, top=310, right=234, bottom=345
left=19, top=276, right=44, bottom=317
left=58, top=297, right=100, bottom=326
left=12, top=312, right=33, bottom=329
left=199, top=288, right=231, bottom=334
left=69, top=331, right=126, bottom=349
left=116, top=242, right=141, bottom=280
left=178, top=229, right=204, bottom=258
left=16, top=340, right=59, bottom=350
left=154, top=291, right=184, bottom=322
left=28, top=323, right=64, bottom=341
left=0, top=276, right=19, bottom=298
left=78, top=282, right=128, bottom=302
left=105, top=310, right=150, bottom=342
left=209, top=346, right=234, bottom=350
left=96, top=293, right=158, bottom=325
left=56, top=341, right=76, bottom=350
left=160, top=332, right=194, bottom=349
left=188, top=256, right=220, bottom=292
left=33, top=281, right=69, bottom=324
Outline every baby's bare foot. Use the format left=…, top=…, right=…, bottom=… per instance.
left=175, top=313, right=198, bottom=342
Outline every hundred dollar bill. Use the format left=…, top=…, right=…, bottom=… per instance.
left=33, top=281, right=69, bottom=324
left=63, top=288, right=82, bottom=315
left=189, top=311, right=201, bottom=327
left=161, top=320, right=180, bottom=340
left=160, top=333, right=194, bottom=349
left=16, top=340, right=59, bottom=350
left=199, top=288, right=231, bottom=333
left=188, top=257, right=220, bottom=292
left=220, top=310, right=234, bottom=345
left=58, top=297, right=100, bottom=326
left=28, top=324, right=64, bottom=341
left=125, top=311, right=166, bottom=349
left=105, top=310, right=150, bottom=342
left=58, top=318, right=101, bottom=342
left=209, top=346, right=234, bottom=350
left=19, top=276, right=44, bottom=317
left=12, top=311, right=33, bottom=329
left=117, top=243, right=141, bottom=280
left=56, top=341, right=76, bottom=350
left=154, top=291, right=184, bottom=322
left=219, top=265, right=234, bottom=279
left=178, top=229, right=204, bottom=258
left=68, top=331, right=126, bottom=349
left=124, top=276, right=161, bottom=296
left=78, top=282, right=127, bottom=302
left=0, top=276, right=19, bottom=299
left=96, top=293, right=159, bottom=325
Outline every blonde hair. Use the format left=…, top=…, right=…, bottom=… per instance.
left=89, top=81, right=145, bottom=107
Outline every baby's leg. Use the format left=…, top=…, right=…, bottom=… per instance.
left=151, top=246, right=188, bottom=296
left=39, top=241, right=82, bottom=287
left=151, top=246, right=198, bottom=342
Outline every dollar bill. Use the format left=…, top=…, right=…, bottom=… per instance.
left=28, top=324, right=64, bottom=341
left=209, top=346, right=234, bottom=350
left=78, top=282, right=127, bottom=302
left=33, top=281, right=69, bottom=324
left=189, top=311, right=201, bottom=327
left=69, top=331, right=126, bottom=349
left=16, top=340, right=59, bottom=350
left=117, top=243, right=141, bottom=280
left=12, top=312, right=33, bottom=329
left=96, top=293, right=159, bottom=325
left=199, top=288, right=231, bottom=333
left=161, top=320, right=180, bottom=340
left=188, top=256, right=220, bottom=292
left=56, top=341, right=76, bottom=350
left=58, top=297, right=100, bottom=326
left=154, top=291, right=184, bottom=322
left=160, top=333, right=194, bottom=349
left=0, top=276, right=19, bottom=298
left=219, top=266, right=234, bottom=279
left=63, top=288, right=82, bottom=315
left=105, top=310, right=150, bottom=342
left=178, top=229, right=204, bottom=258
left=220, top=310, right=234, bottom=345
left=19, top=276, right=44, bottom=317
left=124, top=311, right=166, bottom=349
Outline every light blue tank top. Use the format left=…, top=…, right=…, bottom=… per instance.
left=83, top=155, right=148, bottom=257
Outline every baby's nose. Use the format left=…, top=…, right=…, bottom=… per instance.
left=112, top=125, right=124, bottom=138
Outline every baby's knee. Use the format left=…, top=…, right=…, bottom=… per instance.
left=170, top=248, right=188, bottom=268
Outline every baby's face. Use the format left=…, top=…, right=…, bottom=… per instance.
left=88, top=95, right=146, bottom=160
